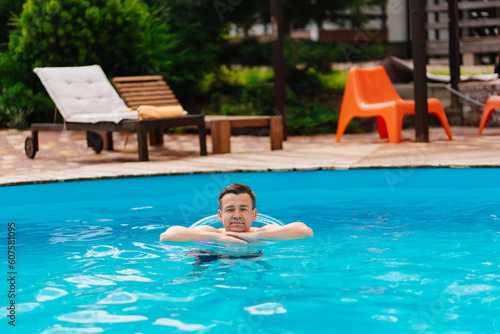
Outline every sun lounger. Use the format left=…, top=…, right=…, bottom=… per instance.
left=25, top=65, right=207, bottom=161
left=112, top=75, right=284, bottom=154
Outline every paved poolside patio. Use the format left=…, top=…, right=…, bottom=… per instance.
left=1, top=126, right=500, bottom=186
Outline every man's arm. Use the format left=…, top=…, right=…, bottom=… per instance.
left=160, top=225, right=247, bottom=243
left=225, top=222, right=313, bottom=243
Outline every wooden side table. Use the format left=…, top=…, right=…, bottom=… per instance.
left=205, top=115, right=283, bottom=154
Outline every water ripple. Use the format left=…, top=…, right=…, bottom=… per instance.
left=374, top=271, right=421, bottom=282
left=112, top=251, right=159, bottom=260
left=36, top=287, right=69, bottom=302
left=58, top=310, right=147, bottom=323
left=96, top=274, right=153, bottom=282
left=97, top=291, right=137, bottom=304
left=153, top=318, right=213, bottom=331
left=41, top=324, right=104, bottom=333
left=244, top=302, right=287, bottom=315
left=84, top=246, right=120, bottom=257
left=445, top=282, right=497, bottom=298
left=50, top=225, right=113, bottom=244
left=64, top=275, right=116, bottom=288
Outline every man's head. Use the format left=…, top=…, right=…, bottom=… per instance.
left=218, top=183, right=257, bottom=232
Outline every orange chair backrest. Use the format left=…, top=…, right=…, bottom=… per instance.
left=348, top=66, right=401, bottom=104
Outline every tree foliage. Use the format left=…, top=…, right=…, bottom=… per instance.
left=207, top=0, right=385, bottom=34
left=6, top=0, right=167, bottom=78
left=0, top=0, right=174, bottom=124
left=0, top=0, right=388, bottom=127
left=141, top=0, right=229, bottom=104
left=0, top=0, right=23, bottom=51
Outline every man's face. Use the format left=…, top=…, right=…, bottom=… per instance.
left=218, top=193, right=257, bottom=232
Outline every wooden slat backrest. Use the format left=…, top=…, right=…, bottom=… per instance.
left=112, top=75, right=182, bottom=110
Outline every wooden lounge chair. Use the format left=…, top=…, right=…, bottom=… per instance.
left=25, top=65, right=207, bottom=161
left=112, top=75, right=186, bottom=147
left=112, top=75, right=283, bottom=154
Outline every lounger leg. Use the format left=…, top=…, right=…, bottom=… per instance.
left=137, top=123, right=149, bottom=161
left=198, top=121, right=207, bottom=156
left=31, top=129, right=39, bottom=153
left=149, top=129, right=164, bottom=146
left=101, top=131, right=113, bottom=151
left=211, top=120, right=231, bottom=154
left=270, top=116, right=283, bottom=150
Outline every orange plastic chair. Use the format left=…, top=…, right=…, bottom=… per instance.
left=336, top=66, right=453, bottom=143
left=478, top=95, right=500, bottom=134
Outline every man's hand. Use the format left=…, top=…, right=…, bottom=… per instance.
left=224, top=231, right=262, bottom=243
left=210, top=232, right=248, bottom=244
left=226, top=222, right=313, bottom=242
left=160, top=222, right=312, bottom=243
left=160, top=225, right=248, bottom=244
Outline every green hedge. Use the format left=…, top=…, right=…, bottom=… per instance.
left=0, top=0, right=174, bottom=127
left=200, top=67, right=359, bottom=135
left=219, top=37, right=387, bottom=72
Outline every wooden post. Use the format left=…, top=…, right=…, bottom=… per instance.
left=448, top=0, right=462, bottom=124
left=270, top=116, right=284, bottom=150
left=410, top=0, right=429, bottom=142
left=270, top=0, right=287, bottom=139
left=211, top=120, right=231, bottom=154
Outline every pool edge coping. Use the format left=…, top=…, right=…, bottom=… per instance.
left=2, top=164, right=499, bottom=187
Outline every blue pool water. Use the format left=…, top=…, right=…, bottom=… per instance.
left=1, top=169, right=499, bottom=333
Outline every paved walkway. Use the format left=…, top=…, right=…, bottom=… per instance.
left=1, top=126, right=500, bottom=186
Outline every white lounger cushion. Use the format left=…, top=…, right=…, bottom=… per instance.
left=34, top=65, right=138, bottom=123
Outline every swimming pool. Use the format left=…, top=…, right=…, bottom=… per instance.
left=1, top=169, right=499, bottom=333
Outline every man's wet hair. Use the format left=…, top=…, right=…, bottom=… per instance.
left=218, top=183, right=256, bottom=210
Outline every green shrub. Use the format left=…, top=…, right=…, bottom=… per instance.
left=316, top=69, right=349, bottom=91
left=219, top=38, right=272, bottom=67
left=0, top=0, right=23, bottom=52
left=219, top=38, right=386, bottom=70
left=287, top=101, right=338, bottom=135
left=0, top=82, right=54, bottom=129
left=199, top=66, right=359, bottom=135
left=203, top=80, right=277, bottom=116
left=7, top=0, right=161, bottom=77
left=0, top=0, right=177, bottom=127
left=332, top=41, right=386, bottom=63
left=201, top=67, right=293, bottom=117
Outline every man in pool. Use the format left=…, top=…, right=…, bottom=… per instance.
left=160, top=183, right=313, bottom=243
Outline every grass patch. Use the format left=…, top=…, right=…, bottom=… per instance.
left=315, top=69, right=349, bottom=91
left=427, top=66, right=495, bottom=76
left=200, top=66, right=274, bottom=93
